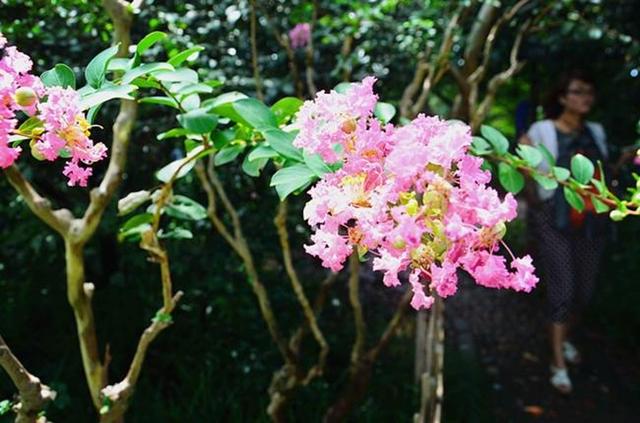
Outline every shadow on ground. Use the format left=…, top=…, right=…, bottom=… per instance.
left=443, top=274, right=639, bottom=423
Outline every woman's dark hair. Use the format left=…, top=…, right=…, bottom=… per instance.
left=543, top=69, right=596, bottom=119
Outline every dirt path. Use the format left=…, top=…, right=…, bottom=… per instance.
left=444, top=274, right=639, bottom=423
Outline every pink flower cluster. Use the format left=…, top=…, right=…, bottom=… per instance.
left=0, top=33, right=106, bottom=186
left=294, top=77, right=538, bottom=310
left=289, top=23, right=311, bottom=49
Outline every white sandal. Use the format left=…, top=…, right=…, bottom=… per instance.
left=550, top=366, right=572, bottom=394
left=563, top=341, right=581, bottom=364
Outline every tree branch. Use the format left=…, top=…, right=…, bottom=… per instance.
left=304, top=0, right=319, bottom=96
left=471, top=18, right=530, bottom=130
left=365, top=290, right=412, bottom=363
left=259, top=4, right=304, bottom=98
left=79, top=1, right=138, bottom=243
left=197, top=159, right=292, bottom=364
left=3, top=166, right=72, bottom=236
left=348, top=254, right=366, bottom=364
left=468, top=0, right=531, bottom=86
left=100, top=282, right=182, bottom=422
left=274, top=201, right=328, bottom=376
left=249, top=0, right=264, bottom=101
left=400, top=3, right=464, bottom=118
left=462, top=0, right=499, bottom=73
left=0, top=335, right=56, bottom=423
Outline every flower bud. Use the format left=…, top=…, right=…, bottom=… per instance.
left=29, top=139, right=45, bottom=161
left=340, top=118, right=357, bottom=134
left=406, top=198, right=419, bottom=216
left=14, top=87, right=38, bottom=107
left=609, top=209, right=626, bottom=222
left=392, top=236, right=406, bottom=249
left=492, top=221, right=507, bottom=239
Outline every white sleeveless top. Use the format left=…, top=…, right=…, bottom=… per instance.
left=526, top=119, right=608, bottom=200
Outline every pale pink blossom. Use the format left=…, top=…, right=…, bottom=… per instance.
left=0, top=35, right=107, bottom=183
left=409, top=271, right=434, bottom=310
left=289, top=23, right=311, bottom=49
left=63, top=161, right=93, bottom=187
left=297, top=77, right=539, bottom=310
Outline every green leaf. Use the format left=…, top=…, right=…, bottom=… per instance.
left=79, top=84, right=137, bottom=110
left=203, top=79, right=223, bottom=89
left=168, top=46, right=205, bottom=67
left=40, top=63, right=75, bottom=88
left=214, top=144, right=245, bottom=166
left=537, top=144, right=556, bottom=166
left=248, top=144, right=279, bottom=161
left=470, top=136, right=492, bottom=155
left=563, top=186, right=584, bottom=212
left=303, top=150, right=331, bottom=177
left=532, top=173, right=558, bottom=190
left=498, top=162, right=524, bottom=194
left=85, top=44, right=120, bottom=88
left=181, top=93, right=201, bottom=111
left=591, top=196, right=610, bottom=213
left=153, top=68, right=199, bottom=84
left=263, top=128, right=303, bottom=161
left=552, top=166, right=570, bottom=181
left=117, top=190, right=151, bottom=216
left=118, top=213, right=153, bottom=242
left=0, top=400, right=12, bottom=415
left=157, top=128, right=189, bottom=141
left=153, top=310, right=174, bottom=324
left=334, top=82, right=353, bottom=93
left=516, top=144, right=542, bottom=167
left=270, top=164, right=317, bottom=200
left=570, top=153, right=595, bottom=184
left=155, top=146, right=213, bottom=182
left=374, top=102, right=396, bottom=123
left=177, top=109, right=218, bottom=134
left=107, top=58, right=131, bottom=72
left=271, top=97, right=303, bottom=124
left=159, top=227, right=193, bottom=240
left=480, top=159, right=493, bottom=173
left=87, top=104, right=102, bottom=124
left=242, top=154, right=269, bottom=177
left=232, top=98, right=278, bottom=130
left=165, top=195, right=207, bottom=220
left=203, top=91, right=247, bottom=110
left=122, top=62, right=173, bottom=84
left=212, top=129, right=235, bottom=149
left=139, top=96, right=179, bottom=109
left=136, top=31, right=166, bottom=55
left=18, top=116, right=44, bottom=135
left=592, top=179, right=607, bottom=195
left=176, top=83, right=213, bottom=96
left=480, top=125, right=509, bottom=155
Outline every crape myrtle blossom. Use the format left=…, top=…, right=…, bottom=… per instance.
left=289, top=23, right=311, bottom=49
left=295, top=77, right=539, bottom=310
left=0, top=33, right=106, bottom=186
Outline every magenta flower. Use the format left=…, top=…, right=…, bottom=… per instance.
left=295, top=77, right=539, bottom=310
left=289, top=23, right=311, bottom=49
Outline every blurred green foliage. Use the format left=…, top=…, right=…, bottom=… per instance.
left=1, top=0, right=639, bottom=421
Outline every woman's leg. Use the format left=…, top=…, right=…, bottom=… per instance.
left=573, top=233, right=605, bottom=311
left=530, top=202, right=575, bottom=369
left=550, top=322, right=568, bottom=368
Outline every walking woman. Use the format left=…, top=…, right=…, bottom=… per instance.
left=520, top=70, right=609, bottom=394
